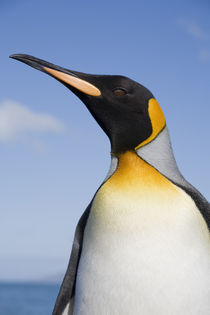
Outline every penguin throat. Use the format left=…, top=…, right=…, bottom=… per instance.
left=111, top=151, right=175, bottom=191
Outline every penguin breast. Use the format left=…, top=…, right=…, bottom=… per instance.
left=74, top=151, right=210, bottom=315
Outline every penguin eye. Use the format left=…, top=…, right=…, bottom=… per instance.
left=113, top=88, right=127, bottom=96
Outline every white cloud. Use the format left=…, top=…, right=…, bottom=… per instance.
left=0, top=100, right=66, bottom=142
left=177, top=18, right=207, bottom=40
left=199, top=49, right=210, bottom=62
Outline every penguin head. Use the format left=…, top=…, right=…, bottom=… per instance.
left=10, top=54, right=166, bottom=154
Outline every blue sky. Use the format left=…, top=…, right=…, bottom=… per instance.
left=1, top=0, right=210, bottom=281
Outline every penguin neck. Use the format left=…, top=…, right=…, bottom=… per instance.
left=105, top=150, right=177, bottom=192
left=105, top=126, right=186, bottom=187
left=136, top=126, right=186, bottom=185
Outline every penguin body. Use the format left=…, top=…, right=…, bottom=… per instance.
left=10, top=54, right=210, bottom=315
left=74, top=151, right=210, bottom=315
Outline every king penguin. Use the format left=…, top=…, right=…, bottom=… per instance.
left=10, top=54, right=210, bottom=315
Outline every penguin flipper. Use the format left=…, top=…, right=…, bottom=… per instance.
left=52, top=203, right=91, bottom=315
left=178, top=183, right=210, bottom=230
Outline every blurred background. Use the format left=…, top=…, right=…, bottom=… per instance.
left=0, top=0, right=210, bottom=313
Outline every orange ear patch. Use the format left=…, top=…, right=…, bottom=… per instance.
left=135, top=98, right=166, bottom=150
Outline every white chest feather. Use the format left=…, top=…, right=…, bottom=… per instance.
left=73, top=152, right=210, bottom=315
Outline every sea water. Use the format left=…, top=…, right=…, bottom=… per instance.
left=0, top=282, right=60, bottom=315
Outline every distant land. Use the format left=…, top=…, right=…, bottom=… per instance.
left=40, top=272, right=64, bottom=284
left=0, top=256, right=67, bottom=283
left=0, top=272, right=64, bottom=285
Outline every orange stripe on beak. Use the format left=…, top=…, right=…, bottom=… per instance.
left=44, top=67, right=101, bottom=96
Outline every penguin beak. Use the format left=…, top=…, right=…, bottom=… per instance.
left=9, top=54, right=101, bottom=97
